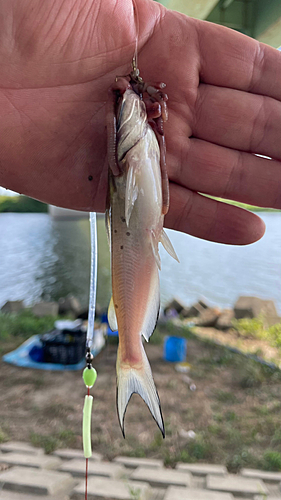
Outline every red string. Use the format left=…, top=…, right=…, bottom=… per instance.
left=85, top=458, right=88, bottom=500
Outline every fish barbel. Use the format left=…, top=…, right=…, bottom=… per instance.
left=106, top=74, right=178, bottom=437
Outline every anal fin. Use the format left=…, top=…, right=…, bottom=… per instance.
left=108, top=296, right=118, bottom=331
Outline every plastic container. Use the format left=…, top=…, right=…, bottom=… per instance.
left=41, top=328, right=86, bottom=365
left=163, top=336, right=187, bottom=362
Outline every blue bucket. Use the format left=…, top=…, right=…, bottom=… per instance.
left=163, top=336, right=187, bottom=362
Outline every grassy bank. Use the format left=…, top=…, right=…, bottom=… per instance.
left=0, top=195, right=47, bottom=213
left=0, top=312, right=281, bottom=471
left=204, top=195, right=280, bottom=212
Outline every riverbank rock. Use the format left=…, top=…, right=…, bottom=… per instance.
left=1, top=300, right=25, bottom=314
left=182, top=300, right=209, bottom=318
left=58, top=295, right=81, bottom=316
left=32, top=301, right=59, bottom=317
left=164, top=298, right=186, bottom=316
left=216, top=309, right=235, bottom=330
left=194, top=307, right=221, bottom=327
left=234, top=296, right=280, bottom=326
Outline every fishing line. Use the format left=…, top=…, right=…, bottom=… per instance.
left=132, top=0, right=140, bottom=73
left=83, top=212, right=98, bottom=499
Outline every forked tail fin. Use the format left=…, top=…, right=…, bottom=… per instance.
left=116, top=344, right=165, bottom=438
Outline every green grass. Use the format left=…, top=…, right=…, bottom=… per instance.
left=0, top=195, right=47, bottom=213
left=30, top=429, right=77, bottom=454
left=205, top=195, right=280, bottom=212
left=0, top=309, right=60, bottom=341
left=233, top=316, right=281, bottom=351
left=262, top=450, right=281, bottom=471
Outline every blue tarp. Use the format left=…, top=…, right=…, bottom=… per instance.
left=2, top=334, right=102, bottom=371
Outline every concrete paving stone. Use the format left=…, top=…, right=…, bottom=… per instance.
left=0, top=442, right=44, bottom=455
left=131, top=466, right=192, bottom=488
left=254, top=497, right=280, bottom=500
left=150, top=488, right=165, bottom=500
left=0, top=493, right=69, bottom=500
left=53, top=448, right=102, bottom=461
left=59, top=459, right=126, bottom=479
left=207, top=474, right=269, bottom=497
left=164, top=486, right=234, bottom=500
left=176, top=463, right=227, bottom=476
left=0, top=452, right=61, bottom=470
left=0, top=466, right=75, bottom=496
left=241, top=468, right=281, bottom=483
left=71, top=477, right=150, bottom=499
left=113, top=456, right=163, bottom=469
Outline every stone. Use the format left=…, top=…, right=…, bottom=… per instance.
left=32, top=301, right=59, bottom=317
left=0, top=442, right=44, bottom=455
left=52, top=448, right=102, bottom=461
left=241, top=468, right=281, bottom=483
left=59, top=460, right=126, bottom=479
left=113, top=456, right=163, bottom=469
left=234, top=296, right=279, bottom=326
left=71, top=477, right=150, bottom=500
left=182, top=300, right=209, bottom=318
left=0, top=452, right=61, bottom=470
left=0, top=493, right=69, bottom=500
left=1, top=301, right=25, bottom=314
left=58, top=295, right=81, bottom=316
left=207, top=474, right=268, bottom=496
left=0, top=466, right=75, bottom=496
left=194, top=307, right=221, bottom=327
left=176, top=463, right=227, bottom=476
left=254, top=497, right=280, bottom=500
left=131, top=467, right=191, bottom=488
left=164, top=298, right=186, bottom=315
left=216, top=309, right=235, bottom=330
left=164, top=487, right=234, bottom=500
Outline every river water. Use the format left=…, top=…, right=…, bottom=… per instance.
left=0, top=212, right=280, bottom=313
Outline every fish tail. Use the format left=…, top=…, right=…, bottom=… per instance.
left=116, top=344, right=165, bottom=438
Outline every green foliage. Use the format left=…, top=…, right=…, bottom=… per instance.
left=30, top=429, right=77, bottom=454
left=233, top=316, right=281, bottom=351
left=149, top=327, right=164, bottom=345
left=235, top=360, right=266, bottom=388
left=30, top=433, right=60, bottom=454
left=213, top=390, right=238, bottom=404
left=0, top=309, right=58, bottom=341
left=227, top=449, right=258, bottom=473
left=128, top=485, right=142, bottom=500
left=232, top=316, right=265, bottom=339
left=262, top=450, right=281, bottom=471
left=0, top=195, right=47, bottom=213
left=208, top=196, right=280, bottom=212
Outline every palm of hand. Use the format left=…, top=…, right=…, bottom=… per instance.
left=1, top=0, right=280, bottom=244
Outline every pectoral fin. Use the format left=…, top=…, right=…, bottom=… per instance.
left=105, top=208, right=111, bottom=248
left=160, top=229, right=179, bottom=263
left=150, top=230, right=161, bottom=271
left=125, top=163, right=139, bottom=227
left=108, top=297, right=118, bottom=331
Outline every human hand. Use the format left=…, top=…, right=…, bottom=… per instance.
left=0, top=0, right=280, bottom=245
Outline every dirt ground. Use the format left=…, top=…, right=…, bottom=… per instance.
left=0, top=327, right=281, bottom=471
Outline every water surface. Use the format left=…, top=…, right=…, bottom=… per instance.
left=0, top=212, right=280, bottom=313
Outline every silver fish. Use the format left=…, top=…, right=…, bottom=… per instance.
left=106, top=73, right=179, bottom=437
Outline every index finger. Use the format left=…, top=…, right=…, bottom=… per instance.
left=195, top=18, right=281, bottom=100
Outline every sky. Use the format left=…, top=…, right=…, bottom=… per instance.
left=0, top=187, right=18, bottom=196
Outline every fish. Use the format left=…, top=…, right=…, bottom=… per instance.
left=106, top=67, right=179, bottom=437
